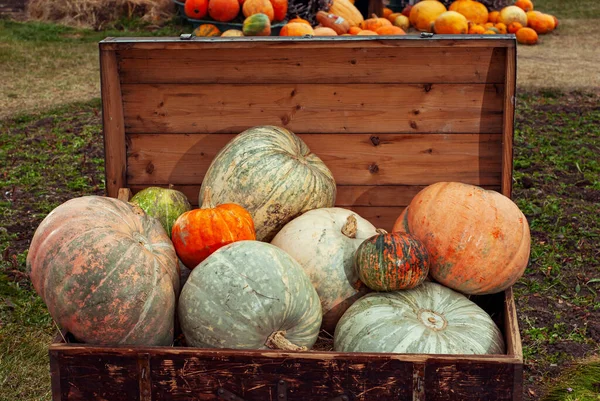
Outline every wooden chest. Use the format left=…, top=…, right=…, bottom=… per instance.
left=49, top=35, right=522, bottom=400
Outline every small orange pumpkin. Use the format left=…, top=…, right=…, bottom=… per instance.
left=171, top=189, right=256, bottom=269
left=361, top=13, right=392, bottom=31
left=495, top=22, right=507, bottom=34
left=221, top=29, right=245, bottom=36
left=270, top=0, right=288, bottom=21
left=488, top=10, right=499, bottom=23
left=279, top=22, right=315, bottom=36
left=375, top=25, right=406, bottom=35
left=387, top=12, right=402, bottom=23
left=433, top=11, right=468, bottom=34
left=382, top=7, right=393, bottom=18
left=552, top=15, right=559, bottom=28
left=185, top=0, right=208, bottom=19
left=314, top=27, right=338, bottom=36
left=243, top=0, right=275, bottom=21
left=193, top=24, right=221, bottom=37
left=483, top=30, right=496, bottom=35
left=208, top=0, right=240, bottom=22
left=484, top=22, right=494, bottom=29
left=288, top=15, right=311, bottom=25
left=516, top=26, right=538, bottom=44
left=515, top=0, right=534, bottom=12
left=348, top=26, right=362, bottom=35
left=357, top=29, right=378, bottom=35
left=528, top=12, right=555, bottom=34
left=468, top=24, right=486, bottom=34
left=507, top=21, right=523, bottom=33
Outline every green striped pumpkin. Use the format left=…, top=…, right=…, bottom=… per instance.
left=199, top=126, right=337, bottom=242
left=243, top=13, right=272, bottom=36
left=334, top=281, right=505, bottom=355
left=178, top=240, right=323, bottom=350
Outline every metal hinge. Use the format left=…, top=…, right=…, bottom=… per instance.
left=217, top=380, right=349, bottom=401
left=179, top=33, right=193, bottom=40
left=420, top=32, right=434, bottom=38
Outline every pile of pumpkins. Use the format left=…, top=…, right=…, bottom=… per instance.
left=27, top=125, right=530, bottom=355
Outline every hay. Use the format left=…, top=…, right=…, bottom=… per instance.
left=26, top=0, right=176, bottom=30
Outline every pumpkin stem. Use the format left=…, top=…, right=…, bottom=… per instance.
left=371, top=14, right=378, bottom=19
left=200, top=187, right=215, bottom=209
left=168, top=183, right=174, bottom=189
left=341, top=215, right=358, bottom=238
left=376, top=228, right=388, bottom=235
left=265, top=331, right=307, bottom=352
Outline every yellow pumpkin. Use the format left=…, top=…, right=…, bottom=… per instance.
left=221, top=29, right=245, bottom=37
left=498, top=6, right=528, bottom=27
left=449, top=0, right=488, bottom=25
left=409, top=0, right=447, bottom=32
left=328, top=0, right=364, bottom=28
left=387, top=12, right=403, bottom=23
left=313, top=27, right=338, bottom=36
left=433, top=11, right=468, bottom=34
left=528, top=12, right=555, bottom=34
left=393, top=15, right=410, bottom=31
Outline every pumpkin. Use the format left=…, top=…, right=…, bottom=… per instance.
left=484, top=21, right=494, bottom=28
left=515, top=0, right=533, bottom=12
left=375, top=25, right=406, bottom=35
left=488, top=10, right=499, bottom=23
left=355, top=230, right=429, bottom=292
left=507, top=21, right=522, bottom=33
left=356, top=30, right=378, bottom=35
left=528, top=12, right=555, bottom=34
left=242, top=13, right=272, bottom=36
left=269, top=0, right=287, bottom=21
left=433, top=11, right=468, bottom=34
left=382, top=7, right=393, bottom=18
left=449, top=0, right=488, bottom=25
left=401, top=4, right=413, bottom=17
left=495, top=22, right=507, bottom=33
left=468, top=23, right=486, bottom=34
left=178, top=241, right=323, bottom=350
left=392, top=182, right=530, bottom=295
left=393, top=15, right=410, bottom=31
left=552, top=15, right=559, bottom=29
left=242, top=0, right=274, bottom=21
left=361, top=13, right=391, bottom=31
left=516, top=26, right=538, bottom=44
left=498, top=5, right=528, bottom=27
left=198, top=126, right=336, bottom=242
left=185, top=0, right=208, bottom=19
left=280, top=21, right=315, bottom=36
left=289, top=15, right=311, bottom=24
left=221, top=29, right=245, bottom=36
left=328, top=0, right=364, bottom=28
left=483, top=29, right=496, bottom=34
left=387, top=12, right=402, bottom=23
left=193, top=24, right=221, bottom=37
left=316, top=11, right=350, bottom=35
left=208, top=0, right=240, bottom=22
left=172, top=188, right=256, bottom=269
left=271, top=208, right=378, bottom=333
left=27, top=196, right=179, bottom=345
left=409, top=0, right=447, bottom=32
left=348, top=26, right=362, bottom=35
left=314, top=27, right=338, bottom=36
left=334, top=282, right=505, bottom=355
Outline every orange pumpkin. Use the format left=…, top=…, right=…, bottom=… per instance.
left=488, top=10, right=499, bottom=23
left=208, top=0, right=240, bottom=22
left=270, top=0, right=288, bottom=21
left=449, top=0, right=488, bottom=25
left=433, top=11, right=468, bottom=34
left=243, top=0, right=275, bottom=21
left=498, top=5, right=528, bottom=27
left=515, top=0, right=534, bottom=12
left=313, top=27, right=338, bottom=36
left=185, top=0, right=208, bottom=19
left=171, top=189, right=256, bottom=269
left=193, top=24, right=221, bottom=37
left=483, top=30, right=496, bottom=35
left=516, top=26, right=538, bottom=44
left=382, top=7, right=393, bottom=18
left=361, top=13, right=392, bottom=31
left=495, top=22, right=507, bottom=34
left=375, top=25, right=406, bottom=35
left=393, top=182, right=531, bottom=295
left=289, top=15, right=311, bottom=25
left=387, top=12, right=402, bottom=23
left=221, top=29, right=245, bottom=36
left=507, top=21, right=523, bottom=33
left=279, top=22, right=315, bottom=36
left=357, top=30, right=378, bottom=35
left=468, top=23, right=486, bottom=34
left=409, top=0, right=447, bottom=32
left=528, top=12, right=555, bottom=34
left=348, top=26, right=362, bottom=35
left=484, top=22, right=494, bottom=28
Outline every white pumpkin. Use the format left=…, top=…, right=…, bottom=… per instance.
left=271, top=208, right=378, bottom=333
left=334, top=281, right=505, bottom=355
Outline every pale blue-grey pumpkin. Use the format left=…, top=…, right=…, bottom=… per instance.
left=178, top=240, right=323, bottom=350
left=334, top=281, right=505, bottom=355
left=198, top=125, right=337, bottom=242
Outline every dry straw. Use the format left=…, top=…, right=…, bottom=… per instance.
left=26, top=0, right=176, bottom=30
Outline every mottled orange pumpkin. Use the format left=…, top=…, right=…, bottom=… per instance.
left=361, top=13, right=392, bottom=31
left=270, top=0, right=288, bottom=21
left=507, top=21, right=523, bottom=33
left=393, top=182, right=531, bottom=295
left=516, top=26, right=538, bottom=44
left=488, top=10, right=499, bottom=23
left=409, top=0, right=447, bottom=32
left=433, top=10, right=468, bottom=34
left=185, top=0, right=208, bottom=19
left=495, top=22, right=507, bottom=33
left=279, top=22, right=314, bottom=36
left=348, top=26, right=362, bottom=35
left=468, top=24, right=486, bottom=34
left=515, top=0, right=534, bottom=12
left=193, top=24, right=221, bottom=37
left=449, top=0, right=488, bottom=25
left=528, top=12, right=555, bottom=34
left=171, top=189, right=256, bottom=269
left=208, top=0, right=240, bottom=22
left=375, top=25, right=406, bottom=35
left=242, top=0, right=275, bottom=21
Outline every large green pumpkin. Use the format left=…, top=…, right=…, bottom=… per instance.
left=271, top=208, right=377, bottom=333
left=129, top=185, right=191, bottom=239
left=178, top=240, right=322, bottom=350
left=334, top=281, right=505, bottom=355
left=199, top=125, right=336, bottom=242
left=27, top=196, right=180, bottom=346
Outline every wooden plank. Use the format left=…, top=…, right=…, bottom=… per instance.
left=100, top=49, right=127, bottom=199
left=502, top=46, right=517, bottom=198
left=125, top=133, right=503, bottom=186
left=49, top=351, right=62, bottom=401
left=117, top=46, right=506, bottom=85
left=100, top=37, right=517, bottom=51
left=122, top=84, right=504, bottom=134
left=504, top=288, right=523, bottom=360
left=346, top=206, right=405, bottom=232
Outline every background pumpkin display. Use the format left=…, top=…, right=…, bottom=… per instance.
left=198, top=125, right=336, bottom=242
left=334, top=281, right=505, bottom=355
left=271, top=208, right=378, bottom=333
left=178, top=241, right=323, bottom=350
left=27, top=196, right=180, bottom=346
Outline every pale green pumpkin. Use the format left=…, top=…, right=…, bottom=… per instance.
left=271, top=208, right=378, bottom=333
left=130, top=186, right=191, bottom=239
left=198, top=126, right=336, bottom=242
left=178, top=240, right=322, bottom=350
left=334, top=281, right=505, bottom=355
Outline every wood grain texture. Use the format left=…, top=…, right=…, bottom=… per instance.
left=121, top=84, right=505, bottom=134
left=101, top=50, right=127, bottom=198
left=504, top=287, right=523, bottom=360
left=502, top=46, right=516, bottom=198
left=126, top=133, right=503, bottom=186
left=117, top=47, right=506, bottom=85
left=346, top=206, right=405, bottom=232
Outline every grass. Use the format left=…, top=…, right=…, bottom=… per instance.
left=541, top=358, right=600, bottom=401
